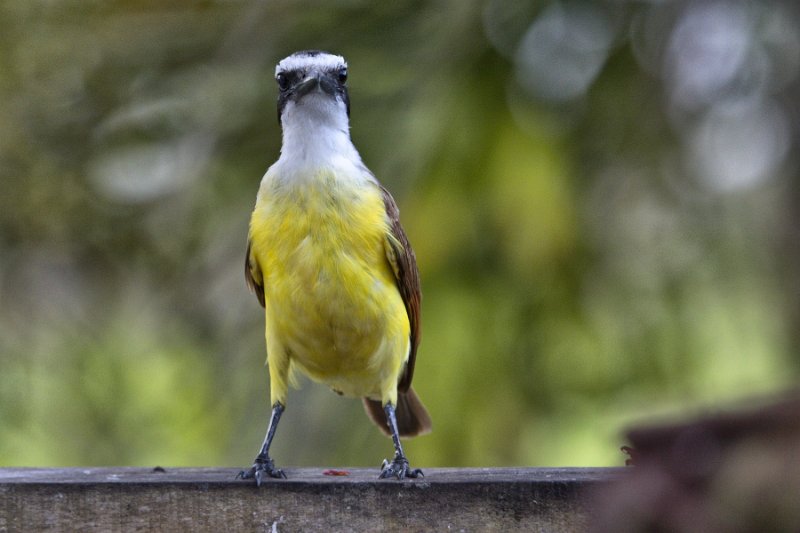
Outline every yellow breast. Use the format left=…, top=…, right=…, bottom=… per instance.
left=248, top=170, right=409, bottom=398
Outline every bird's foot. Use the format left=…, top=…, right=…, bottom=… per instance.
left=379, top=455, right=423, bottom=480
left=237, top=456, right=286, bottom=485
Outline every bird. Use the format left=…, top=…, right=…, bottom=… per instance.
left=239, top=50, right=432, bottom=485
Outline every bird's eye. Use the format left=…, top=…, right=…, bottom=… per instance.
left=337, top=68, right=347, bottom=84
left=276, top=72, right=289, bottom=90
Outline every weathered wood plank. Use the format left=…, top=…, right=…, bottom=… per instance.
left=0, top=467, right=623, bottom=532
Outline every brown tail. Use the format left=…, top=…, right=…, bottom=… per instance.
left=363, top=387, right=432, bottom=438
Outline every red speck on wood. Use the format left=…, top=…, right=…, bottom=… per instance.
left=322, top=469, right=350, bottom=476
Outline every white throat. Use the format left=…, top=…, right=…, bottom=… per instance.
left=277, top=94, right=363, bottom=175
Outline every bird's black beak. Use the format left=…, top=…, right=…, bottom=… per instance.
left=294, top=70, right=337, bottom=98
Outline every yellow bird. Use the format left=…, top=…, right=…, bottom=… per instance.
left=239, top=50, right=431, bottom=484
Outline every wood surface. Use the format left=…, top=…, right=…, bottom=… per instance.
left=0, top=467, right=624, bottom=532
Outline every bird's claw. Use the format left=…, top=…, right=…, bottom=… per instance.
left=379, top=456, right=423, bottom=480
left=237, top=457, right=286, bottom=485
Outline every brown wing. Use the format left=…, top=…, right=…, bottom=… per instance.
left=380, top=185, right=421, bottom=393
left=245, top=240, right=265, bottom=308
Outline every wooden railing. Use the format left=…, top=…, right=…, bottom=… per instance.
left=0, top=467, right=623, bottom=532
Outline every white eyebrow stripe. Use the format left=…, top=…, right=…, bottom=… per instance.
left=275, top=53, right=347, bottom=76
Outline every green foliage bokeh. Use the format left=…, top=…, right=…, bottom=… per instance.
left=2, top=0, right=799, bottom=468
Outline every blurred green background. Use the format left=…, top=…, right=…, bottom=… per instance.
left=2, top=0, right=799, bottom=469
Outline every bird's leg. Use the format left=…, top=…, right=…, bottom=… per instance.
left=378, top=403, right=423, bottom=480
left=237, top=402, right=287, bottom=485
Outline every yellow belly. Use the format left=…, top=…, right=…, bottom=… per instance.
left=249, top=172, right=409, bottom=400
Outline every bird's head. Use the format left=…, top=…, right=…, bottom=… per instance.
left=275, top=50, right=350, bottom=127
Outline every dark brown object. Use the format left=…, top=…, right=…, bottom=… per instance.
left=591, top=391, right=800, bottom=533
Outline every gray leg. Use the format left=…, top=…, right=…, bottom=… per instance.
left=378, top=403, right=423, bottom=480
left=237, top=403, right=287, bottom=485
